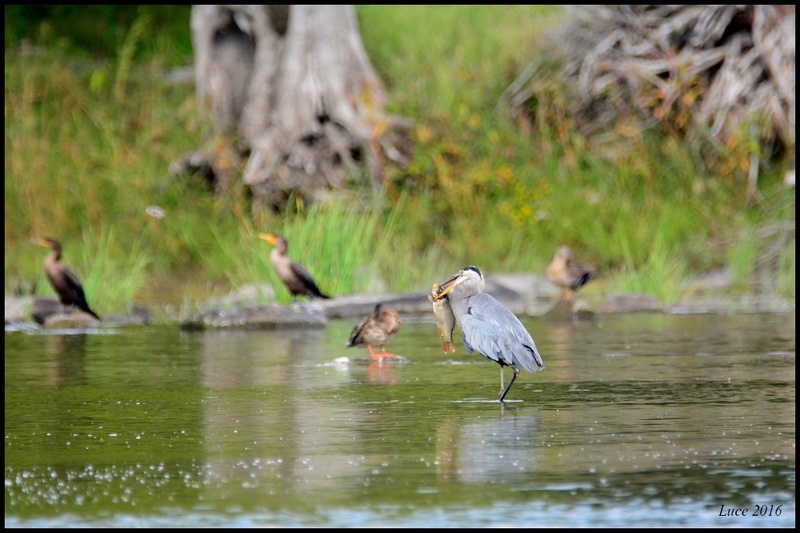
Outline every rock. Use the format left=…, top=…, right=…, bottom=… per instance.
left=596, top=293, right=664, bottom=314
left=32, top=297, right=62, bottom=325
left=682, top=269, right=733, bottom=294
left=5, top=295, right=32, bottom=324
left=542, top=298, right=597, bottom=320
left=102, top=305, right=151, bottom=326
left=486, top=273, right=559, bottom=316
left=542, top=299, right=574, bottom=320
left=43, top=312, right=100, bottom=329
left=316, top=292, right=430, bottom=319
left=571, top=298, right=597, bottom=319
left=201, top=284, right=276, bottom=310
left=670, top=294, right=796, bottom=314
left=181, top=303, right=329, bottom=330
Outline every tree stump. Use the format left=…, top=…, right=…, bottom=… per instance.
left=176, top=5, right=410, bottom=211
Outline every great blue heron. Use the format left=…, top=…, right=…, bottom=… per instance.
left=346, top=303, right=402, bottom=361
left=435, top=265, right=544, bottom=402
left=33, top=238, right=101, bottom=321
left=259, top=233, right=331, bottom=301
left=546, top=245, right=595, bottom=301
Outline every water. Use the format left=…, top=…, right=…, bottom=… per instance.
left=4, top=312, right=795, bottom=527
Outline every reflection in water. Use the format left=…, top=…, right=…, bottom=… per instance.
left=4, top=313, right=796, bottom=527
left=199, top=328, right=330, bottom=388
left=46, top=333, right=88, bottom=386
left=367, top=360, right=399, bottom=385
left=197, top=327, right=407, bottom=499
left=331, top=356, right=403, bottom=386
left=436, top=410, right=542, bottom=483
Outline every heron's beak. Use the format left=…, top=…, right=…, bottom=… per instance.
left=30, top=238, right=48, bottom=248
left=258, top=233, right=277, bottom=245
left=433, top=271, right=463, bottom=300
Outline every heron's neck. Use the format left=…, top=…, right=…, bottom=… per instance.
left=449, top=295, right=470, bottom=327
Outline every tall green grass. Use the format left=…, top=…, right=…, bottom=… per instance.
left=5, top=6, right=795, bottom=320
left=613, top=230, right=687, bottom=305
left=77, top=227, right=151, bottom=316
left=218, top=192, right=447, bottom=306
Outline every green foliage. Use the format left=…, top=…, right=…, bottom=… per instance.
left=777, top=241, right=795, bottom=299
left=4, top=6, right=795, bottom=319
left=726, top=226, right=760, bottom=293
left=231, top=195, right=415, bottom=304
left=77, top=227, right=152, bottom=317
left=613, top=228, right=687, bottom=305
left=4, top=5, right=193, bottom=61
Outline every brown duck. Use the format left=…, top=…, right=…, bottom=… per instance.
left=346, top=303, right=402, bottom=361
left=546, top=245, right=595, bottom=301
left=259, top=233, right=331, bottom=301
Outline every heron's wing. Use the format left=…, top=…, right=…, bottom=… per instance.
left=460, top=294, right=544, bottom=373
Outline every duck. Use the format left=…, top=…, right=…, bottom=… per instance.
left=546, top=245, right=595, bottom=301
left=346, top=303, right=402, bottom=361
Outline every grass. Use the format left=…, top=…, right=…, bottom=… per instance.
left=613, top=229, right=687, bottom=305
left=727, top=226, right=760, bottom=294
left=77, top=227, right=152, bottom=317
left=4, top=6, right=795, bottom=320
left=223, top=197, right=409, bottom=305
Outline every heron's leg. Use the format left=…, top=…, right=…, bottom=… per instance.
left=500, top=366, right=505, bottom=392
left=498, top=367, right=520, bottom=402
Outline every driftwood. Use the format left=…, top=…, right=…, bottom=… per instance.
left=173, top=5, right=412, bottom=211
left=504, top=5, right=795, bottom=174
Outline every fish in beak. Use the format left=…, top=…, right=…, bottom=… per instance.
left=428, top=283, right=457, bottom=353
left=432, top=271, right=464, bottom=300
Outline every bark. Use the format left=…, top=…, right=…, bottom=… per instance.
left=176, top=5, right=410, bottom=211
